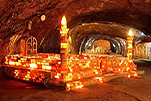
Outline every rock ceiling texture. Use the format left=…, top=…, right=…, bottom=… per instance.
left=0, top=0, right=151, bottom=61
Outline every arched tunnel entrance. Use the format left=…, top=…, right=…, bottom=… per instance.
left=79, top=34, right=127, bottom=56
left=67, top=22, right=145, bottom=57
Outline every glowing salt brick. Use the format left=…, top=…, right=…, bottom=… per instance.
left=134, top=72, right=138, bottom=77
left=70, top=69, right=73, bottom=72
left=16, top=62, right=20, bottom=66
left=29, top=64, right=38, bottom=69
left=20, top=58, right=24, bottom=61
left=18, top=60, right=21, bottom=63
left=37, top=62, right=41, bottom=64
left=14, top=70, right=19, bottom=76
left=75, top=84, right=83, bottom=89
left=126, top=67, right=130, bottom=71
left=85, top=63, right=89, bottom=66
left=128, top=74, right=131, bottom=78
left=95, top=77, right=103, bottom=83
left=9, top=61, right=16, bottom=65
left=5, top=56, right=8, bottom=60
left=95, top=71, right=99, bottom=74
left=41, top=62, right=45, bottom=65
left=45, top=63, right=49, bottom=65
left=66, top=83, right=72, bottom=91
left=5, top=61, right=8, bottom=65
left=46, top=66, right=52, bottom=70
left=42, top=65, right=52, bottom=70
left=54, top=73, right=62, bottom=79
left=77, top=76, right=81, bottom=79
left=65, top=73, right=73, bottom=81
left=84, top=57, right=87, bottom=59
left=58, top=61, right=61, bottom=64
left=134, top=68, right=137, bottom=70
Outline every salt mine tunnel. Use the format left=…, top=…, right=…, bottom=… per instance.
left=0, top=0, right=151, bottom=90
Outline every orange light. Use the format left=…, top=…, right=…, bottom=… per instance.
left=66, top=83, right=71, bottom=91
left=95, top=77, right=103, bottom=83
left=61, top=43, right=67, bottom=48
left=9, top=61, right=15, bottom=65
left=14, top=70, right=19, bottom=77
left=54, top=75, right=59, bottom=79
left=70, top=69, right=73, bottom=72
left=75, top=85, right=83, bottom=89
left=128, top=29, right=133, bottom=36
left=54, top=73, right=61, bottom=79
left=42, top=65, right=52, bottom=70
left=75, top=81, right=83, bottom=89
left=61, top=15, right=67, bottom=28
left=95, top=71, right=98, bottom=74
left=126, top=67, right=130, bottom=71
left=5, top=61, right=8, bottom=64
left=86, top=63, right=89, bottom=66
left=134, top=72, right=138, bottom=77
left=4, top=52, right=138, bottom=89
left=23, top=71, right=31, bottom=81
left=29, top=63, right=37, bottom=69
left=58, top=61, right=61, bottom=64
left=128, top=44, right=132, bottom=48
left=128, top=74, right=131, bottom=78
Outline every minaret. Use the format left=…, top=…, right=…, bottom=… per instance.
left=60, top=15, right=69, bottom=70
left=127, top=29, right=133, bottom=61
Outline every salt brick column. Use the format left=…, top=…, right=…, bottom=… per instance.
left=127, top=29, right=133, bottom=61
left=60, top=15, right=69, bottom=70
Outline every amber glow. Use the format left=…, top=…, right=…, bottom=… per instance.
left=4, top=53, right=137, bottom=90
left=66, top=81, right=83, bottom=91
left=126, top=67, right=130, bottom=71
left=128, top=74, right=131, bottom=78
left=127, top=29, right=133, bottom=61
left=3, top=17, right=138, bottom=91
left=30, top=63, right=38, bottom=69
left=95, top=77, right=103, bottom=83
left=61, top=15, right=67, bottom=28
left=134, top=73, right=138, bottom=77
left=42, top=65, right=52, bottom=70
left=128, top=29, right=133, bottom=36
left=134, top=72, right=138, bottom=77
left=76, top=84, right=83, bottom=89
left=128, top=44, right=132, bottom=48
left=14, top=70, right=19, bottom=77
left=60, top=15, right=68, bottom=56
left=9, top=61, right=15, bottom=65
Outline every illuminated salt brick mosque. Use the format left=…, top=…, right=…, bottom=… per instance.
left=3, top=15, right=138, bottom=91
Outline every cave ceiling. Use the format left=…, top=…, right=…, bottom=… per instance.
left=0, top=0, right=151, bottom=54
